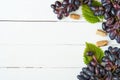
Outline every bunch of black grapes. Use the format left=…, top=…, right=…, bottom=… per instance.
left=90, top=0, right=120, bottom=43
left=51, top=0, right=93, bottom=19
left=77, top=46, right=120, bottom=80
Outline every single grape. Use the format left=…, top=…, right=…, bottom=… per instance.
left=104, top=13, right=111, bottom=20
left=87, top=51, right=94, bottom=56
left=74, top=0, right=81, bottom=7
left=102, top=22, right=108, bottom=31
left=117, top=9, right=120, bottom=19
left=109, top=31, right=117, bottom=40
left=77, top=75, right=87, bottom=80
left=62, top=1, right=69, bottom=7
left=57, top=14, right=63, bottom=19
left=55, top=1, right=62, bottom=7
left=111, top=8, right=116, bottom=16
left=51, top=4, right=56, bottom=9
left=115, top=35, right=120, bottom=43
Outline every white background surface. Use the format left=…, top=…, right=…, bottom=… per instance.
left=0, top=0, right=119, bottom=80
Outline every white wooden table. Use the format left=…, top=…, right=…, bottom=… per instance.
left=0, top=0, right=119, bottom=80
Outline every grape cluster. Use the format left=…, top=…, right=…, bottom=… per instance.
left=90, top=0, right=120, bottom=43
left=51, top=0, right=93, bottom=19
left=102, top=0, right=120, bottom=43
left=90, top=6, right=105, bottom=16
left=51, top=0, right=81, bottom=19
left=77, top=46, right=120, bottom=80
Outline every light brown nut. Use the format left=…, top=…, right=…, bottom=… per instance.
left=70, top=13, right=80, bottom=20
left=96, top=40, right=108, bottom=47
left=96, top=29, right=107, bottom=37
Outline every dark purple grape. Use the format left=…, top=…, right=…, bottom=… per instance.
left=115, top=68, right=120, bottom=74
left=102, top=56, right=110, bottom=62
left=117, top=9, right=120, bottom=19
left=62, top=1, right=69, bottom=7
left=90, top=60, right=97, bottom=66
left=64, top=12, right=69, bottom=17
left=104, top=50, right=110, bottom=56
left=99, top=68, right=106, bottom=76
left=94, top=11, right=99, bottom=16
left=87, top=0, right=92, bottom=6
left=90, top=6, right=99, bottom=11
left=105, top=64, right=112, bottom=71
left=112, top=76, right=119, bottom=80
left=51, top=4, right=56, bottom=9
left=67, top=4, right=73, bottom=12
left=62, top=8, right=67, bottom=14
left=83, top=0, right=89, bottom=4
left=113, top=47, right=119, bottom=53
left=108, top=46, right=113, bottom=52
left=69, top=0, right=75, bottom=4
left=95, top=66, right=100, bottom=75
left=104, top=13, right=111, bottom=20
left=104, top=4, right=112, bottom=12
left=87, top=64, right=95, bottom=72
left=102, top=2, right=108, bottom=7
left=74, top=0, right=81, bottom=7
left=108, top=54, right=116, bottom=61
left=106, top=17, right=115, bottom=26
left=57, top=14, right=63, bottom=19
left=111, top=8, right=116, bottom=16
left=101, top=0, right=106, bottom=4
left=59, top=9, right=64, bottom=14
left=113, top=22, right=119, bottom=29
left=55, top=1, right=62, bottom=7
left=87, top=51, right=94, bottom=56
left=115, top=35, right=120, bottom=43
left=83, top=68, right=94, bottom=76
left=106, top=71, right=112, bottom=80
left=113, top=2, right=120, bottom=9
left=94, top=10, right=104, bottom=16
left=80, top=72, right=90, bottom=79
left=106, top=28, right=113, bottom=33
left=72, top=5, right=78, bottom=11
left=115, top=59, right=120, bottom=67
left=98, top=10, right=105, bottom=16
left=53, top=9, right=59, bottom=14
left=77, top=75, right=87, bottom=80
left=109, top=31, right=117, bottom=40
left=102, top=22, right=108, bottom=31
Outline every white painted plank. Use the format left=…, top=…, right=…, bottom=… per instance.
left=0, top=0, right=102, bottom=21
left=0, top=45, right=85, bottom=67
left=0, top=22, right=117, bottom=45
left=0, top=0, right=55, bottom=20
left=0, top=68, right=81, bottom=80
left=0, top=44, right=119, bottom=67
left=0, top=0, right=87, bottom=21
left=0, top=22, right=119, bottom=67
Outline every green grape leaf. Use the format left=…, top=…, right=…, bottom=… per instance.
left=82, top=0, right=103, bottom=23
left=92, top=0, right=102, bottom=6
left=83, top=42, right=104, bottom=65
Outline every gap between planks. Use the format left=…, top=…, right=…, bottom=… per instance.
left=0, top=43, right=118, bottom=46
left=0, top=66, right=82, bottom=69
left=0, top=20, right=89, bottom=23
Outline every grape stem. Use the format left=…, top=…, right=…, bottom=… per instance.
left=92, top=55, right=98, bottom=63
left=80, top=0, right=83, bottom=5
